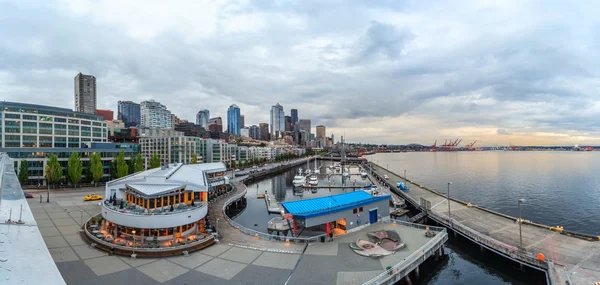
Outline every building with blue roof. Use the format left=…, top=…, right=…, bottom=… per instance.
left=282, top=191, right=391, bottom=237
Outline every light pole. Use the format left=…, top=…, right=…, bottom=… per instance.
left=131, top=230, right=136, bottom=258
left=216, top=218, right=219, bottom=239
left=447, top=182, right=453, bottom=228
left=518, top=198, right=526, bottom=249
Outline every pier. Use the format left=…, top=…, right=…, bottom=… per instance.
left=263, top=193, right=282, bottom=214
left=367, top=162, right=600, bottom=285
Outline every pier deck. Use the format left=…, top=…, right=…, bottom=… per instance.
left=370, top=163, right=600, bottom=285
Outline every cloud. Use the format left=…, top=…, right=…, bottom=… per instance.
left=497, top=129, right=512, bottom=135
left=1, top=0, right=600, bottom=145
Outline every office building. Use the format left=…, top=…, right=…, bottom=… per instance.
left=118, top=101, right=141, bottom=127
left=270, top=103, right=284, bottom=139
left=74, top=73, right=97, bottom=114
left=174, top=122, right=208, bottom=138
left=291, top=109, right=298, bottom=127
left=227, top=104, right=241, bottom=136
left=296, top=119, right=311, bottom=135
left=240, top=127, right=250, bottom=138
left=316, top=125, right=326, bottom=138
left=206, top=139, right=235, bottom=164
left=96, top=109, right=114, bottom=121
left=171, top=114, right=182, bottom=128
left=259, top=123, right=269, bottom=141
left=240, top=115, right=245, bottom=128
left=248, top=125, right=260, bottom=140
left=140, top=135, right=206, bottom=165
left=285, top=116, right=292, bottom=132
left=196, top=110, right=210, bottom=128
left=208, top=117, right=223, bottom=133
left=140, top=100, right=172, bottom=129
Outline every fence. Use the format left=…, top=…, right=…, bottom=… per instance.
left=362, top=217, right=448, bottom=285
left=222, top=183, right=326, bottom=244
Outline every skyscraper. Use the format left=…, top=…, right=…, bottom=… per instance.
left=249, top=125, right=260, bottom=140
left=208, top=117, right=223, bottom=132
left=240, top=115, right=245, bottom=128
left=316, top=125, right=326, bottom=138
left=259, top=123, right=270, bottom=141
left=290, top=109, right=298, bottom=127
left=285, top=116, right=292, bottom=132
left=140, top=100, right=172, bottom=128
left=296, top=119, right=311, bottom=134
left=196, top=109, right=210, bottom=128
left=118, top=101, right=141, bottom=127
left=227, top=104, right=241, bottom=135
left=74, top=73, right=97, bottom=114
left=270, top=103, right=284, bottom=139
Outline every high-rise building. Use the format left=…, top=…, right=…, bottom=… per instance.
left=117, top=101, right=141, bottom=127
left=259, top=123, right=269, bottom=141
left=296, top=119, right=311, bottom=134
left=208, top=117, right=223, bottom=133
left=316, top=125, right=326, bottom=138
left=240, top=115, right=245, bottom=128
left=96, top=109, right=114, bottom=121
left=270, top=103, right=284, bottom=139
left=140, top=100, right=172, bottom=128
left=249, top=125, right=260, bottom=140
left=227, top=104, right=241, bottom=135
left=285, top=116, right=292, bottom=132
left=196, top=109, right=210, bottom=128
left=74, top=73, right=97, bottom=114
left=240, top=127, right=250, bottom=138
left=171, top=114, right=182, bottom=128
left=290, top=109, right=298, bottom=127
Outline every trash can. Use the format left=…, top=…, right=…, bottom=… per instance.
left=320, top=235, right=325, bottom=243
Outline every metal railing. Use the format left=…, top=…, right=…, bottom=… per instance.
left=103, top=200, right=206, bottom=216
left=222, top=184, right=326, bottom=244
left=83, top=216, right=214, bottom=253
left=362, top=217, right=448, bottom=285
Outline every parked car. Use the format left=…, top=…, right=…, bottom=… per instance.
left=84, top=194, right=103, bottom=201
left=234, top=169, right=241, bottom=172
left=24, top=192, right=34, bottom=199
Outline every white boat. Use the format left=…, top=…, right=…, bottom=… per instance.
left=309, top=175, right=318, bottom=186
left=360, top=171, right=367, bottom=178
left=305, top=169, right=312, bottom=175
left=293, top=170, right=305, bottom=187
left=343, top=170, right=349, bottom=177
left=335, top=164, right=341, bottom=171
left=384, top=174, right=389, bottom=180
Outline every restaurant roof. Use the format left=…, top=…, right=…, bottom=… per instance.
left=126, top=183, right=187, bottom=196
left=282, top=191, right=390, bottom=218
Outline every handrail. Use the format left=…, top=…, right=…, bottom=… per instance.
left=83, top=216, right=214, bottom=252
left=222, top=183, right=326, bottom=244
left=362, top=217, right=448, bottom=285
left=102, top=201, right=206, bottom=216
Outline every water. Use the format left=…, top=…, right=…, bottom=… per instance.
left=368, top=151, right=600, bottom=236
left=233, top=160, right=372, bottom=233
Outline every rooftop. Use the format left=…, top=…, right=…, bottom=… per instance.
left=127, top=183, right=187, bottom=196
left=282, top=191, right=390, bottom=218
left=0, top=153, right=66, bottom=284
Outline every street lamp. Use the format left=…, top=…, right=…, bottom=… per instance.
left=131, top=230, right=136, bottom=258
left=447, top=182, right=453, bottom=229
left=518, top=198, right=526, bottom=249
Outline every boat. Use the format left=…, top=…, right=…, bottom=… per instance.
left=360, top=170, right=367, bottom=178
left=293, top=170, right=305, bottom=187
left=397, top=181, right=407, bottom=191
left=343, top=170, right=349, bottom=177
left=309, top=174, right=318, bottom=186
left=305, top=169, right=312, bottom=175
left=335, top=164, right=341, bottom=171
left=311, top=187, right=318, bottom=194
left=384, top=174, right=389, bottom=180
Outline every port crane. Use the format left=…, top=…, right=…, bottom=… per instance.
left=465, top=140, right=477, bottom=150
left=440, top=138, right=462, bottom=151
left=431, top=140, right=437, bottom=152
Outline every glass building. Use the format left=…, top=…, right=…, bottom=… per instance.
left=270, top=103, right=285, bottom=139
left=291, top=108, right=298, bottom=127
left=0, top=101, right=138, bottom=184
left=196, top=109, right=210, bottom=128
left=118, top=101, right=141, bottom=127
left=227, top=104, right=241, bottom=136
left=140, top=100, right=172, bottom=129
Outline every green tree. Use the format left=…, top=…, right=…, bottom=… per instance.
left=18, top=160, right=29, bottom=185
left=45, top=154, right=62, bottom=202
left=135, top=153, right=144, bottom=172
left=149, top=153, right=161, bottom=169
left=190, top=153, right=198, bottom=164
left=110, top=159, right=117, bottom=179
left=116, top=150, right=129, bottom=178
left=90, top=152, right=104, bottom=185
left=67, top=152, right=82, bottom=187
left=128, top=155, right=136, bottom=174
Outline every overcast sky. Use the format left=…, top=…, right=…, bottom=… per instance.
left=1, top=1, right=600, bottom=146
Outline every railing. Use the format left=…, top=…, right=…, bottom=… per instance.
left=103, top=200, right=206, bottom=216
left=362, top=217, right=448, bottom=285
left=222, top=183, right=326, bottom=244
left=83, top=216, right=214, bottom=253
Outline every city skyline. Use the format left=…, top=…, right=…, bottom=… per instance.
left=2, top=1, right=600, bottom=145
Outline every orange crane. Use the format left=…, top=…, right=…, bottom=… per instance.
left=431, top=140, right=437, bottom=152
left=466, top=140, right=477, bottom=150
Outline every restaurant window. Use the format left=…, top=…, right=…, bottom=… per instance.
left=359, top=207, right=363, bottom=212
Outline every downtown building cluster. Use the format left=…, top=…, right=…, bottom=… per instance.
left=2, top=73, right=323, bottom=184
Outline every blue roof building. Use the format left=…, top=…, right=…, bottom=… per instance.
left=282, top=191, right=391, bottom=236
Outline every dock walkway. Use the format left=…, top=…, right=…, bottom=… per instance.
left=369, top=163, right=600, bottom=285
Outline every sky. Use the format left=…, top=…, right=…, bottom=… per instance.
left=1, top=0, right=600, bottom=146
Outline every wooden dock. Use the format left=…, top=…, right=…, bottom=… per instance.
left=390, top=209, right=409, bottom=218
left=264, top=194, right=282, bottom=214
left=369, top=163, right=600, bottom=285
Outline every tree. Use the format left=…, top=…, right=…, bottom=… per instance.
left=135, top=153, right=144, bottom=172
left=90, top=152, right=104, bottom=185
left=110, top=158, right=117, bottom=179
left=190, top=153, right=198, bottom=164
left=45, top=154, right=62, bottom=202
left=116, top=150, right=129, bottom=178
left=67, top=152, right=82, bottom=187
left=18, top=160, right=29, bottom=185
left=149, top=153, right=161, bottom=169
left=128, top=155, right=136, bottom=174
